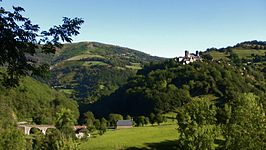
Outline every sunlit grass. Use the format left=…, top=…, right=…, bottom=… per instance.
left=78, top=124, right=178, bottom=150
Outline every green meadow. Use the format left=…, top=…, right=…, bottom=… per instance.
left=209, top=49, right=266, bottom=60
left=78, top=124, right=179, bottom=150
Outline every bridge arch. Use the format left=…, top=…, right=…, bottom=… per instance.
left=18, top=125, right=55, bottom=135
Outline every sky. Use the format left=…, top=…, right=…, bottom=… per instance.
left=1, top=0, right=266, bottom=57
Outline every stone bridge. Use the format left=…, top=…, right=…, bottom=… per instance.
left=18, top=125, right=55, bottom=135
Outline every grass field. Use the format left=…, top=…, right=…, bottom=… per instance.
left=78, top=124, right=179, bottom=150
left=233, top=49, right=266, bottom=58
left=209, top=51, right=229, bottom=60
left=209, top=49, right=266, bottom=60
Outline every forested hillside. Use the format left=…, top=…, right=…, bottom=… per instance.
left=80, top=42, right=266, bottom=149
left=0, top=77, right=79, bottom=126
left=45, top=42, right=164, bottom=103
left=88, top=59, right=265, bottom=116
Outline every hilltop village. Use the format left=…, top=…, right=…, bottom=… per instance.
left=175, top=50, right=202, bottom=64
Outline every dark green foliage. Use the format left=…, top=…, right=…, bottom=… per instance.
left=155, top=113, right=164, bottom=125
left=46, top=42, right=164, bottom=104
left=235, top=40, right=266, bottom=50
left=91, top=58, right=266, bottom=116
left=144, top=117, right=150, bottom=125
left=126, top=115, right=132, bottom=120
left=149, top=113, right=156, bottom=125
left=99, top=118, right=108, bottom=135
left=108, top=113, right=123, bottom=127
left=201, top=53, right=213, bottom=61
left=135, top=116, right=146, bottom=126
left=83, top=111, right=95, bottom=131
left=94, top=119, right=101, bottom=131
left=0, top=6, right=83, bottom=87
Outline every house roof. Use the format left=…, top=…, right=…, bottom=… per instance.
left=116, top=120, right=133, bottom=126
left=73, top=125, right=87, bottom=130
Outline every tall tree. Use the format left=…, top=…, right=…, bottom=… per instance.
left=83, top=111, right=96, bottom=132
left=55, top=108, right=76, bottom=136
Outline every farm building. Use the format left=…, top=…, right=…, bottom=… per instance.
left=116, top=120, right=133, bottom=129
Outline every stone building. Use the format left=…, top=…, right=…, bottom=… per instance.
left=175, top=50, right=201, bottom=64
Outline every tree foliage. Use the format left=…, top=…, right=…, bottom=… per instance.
left=55, top=108, right=76, bottom=136
left=0, top=6, right=83, bottom=87
left=224, top=93, right=266, bottom=150
left=177, top=98, right=221, bottom=150
left=92, top=59, right=265, bottom=116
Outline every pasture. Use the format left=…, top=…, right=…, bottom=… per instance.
left=78, top=124, right=178, bottom=150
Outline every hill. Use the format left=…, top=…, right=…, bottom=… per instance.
left=0, top=76, right=79, bottom=127
left=45, top=42, right=164, bottom=103
left=203, top=40, right=266, bottom=61
left=84, top=41, right=266, bottom=117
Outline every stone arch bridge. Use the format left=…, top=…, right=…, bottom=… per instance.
left=18, top=125, right=55, bottom=135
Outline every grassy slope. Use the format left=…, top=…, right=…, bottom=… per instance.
left=208, top=48, right=266, bottom=60
left=78, top=124, right=178, bottom=150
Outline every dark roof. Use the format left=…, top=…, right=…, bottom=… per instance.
left=116, top=120, right=133, bottom=126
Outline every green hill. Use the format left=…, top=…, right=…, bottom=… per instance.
left=46, top=42, right=164, bottom=103
left=0, top=76, right=79, bottom=127
left=87, top=59, right=265, bottom=116
left=83, top=41, right=266, bottom=117
left=204, top=40, right=266, bottom=61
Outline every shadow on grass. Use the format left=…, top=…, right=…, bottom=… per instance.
left=125, top=140, right=179, bottom=150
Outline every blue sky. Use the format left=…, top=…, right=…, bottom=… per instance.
left=1, top=0, right=266, bottom=57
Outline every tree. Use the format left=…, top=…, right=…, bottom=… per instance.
left=126, top=115, right=132, bottom=120
left=155, top=113, right=164, bottom=125
left=55, top=108, right=76, bottom=136
left=149, top=113, right=156, bottom=125
left=201, top=53, right=213, bottom=61
left=0, top=128, right=26, bottom=150
left=99, top=118, right=108, bottom=135
left=144, top=117, right=150, bottom=125
left=108, top=113, right=123, bottom=127
left=83, top=111, right=95, bottom=132
left=42, top=129, right=78, bottom=150
left=136, top=116, right=146, bottom=126
left=94, top=119, right=101, bottom=131
left=176, top=98, right=221, bottom=150
left=224, top=93, right=266, bottom=150
left=0, top=6, right=84, bottom=87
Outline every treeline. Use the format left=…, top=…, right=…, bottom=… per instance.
left=176, top=93, right=266, bottom=149
left=206, top=40, right=266, bottom=52
left=81, top=111, right=167, bottom=132
left=234, top=40, right=266, bottom=50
